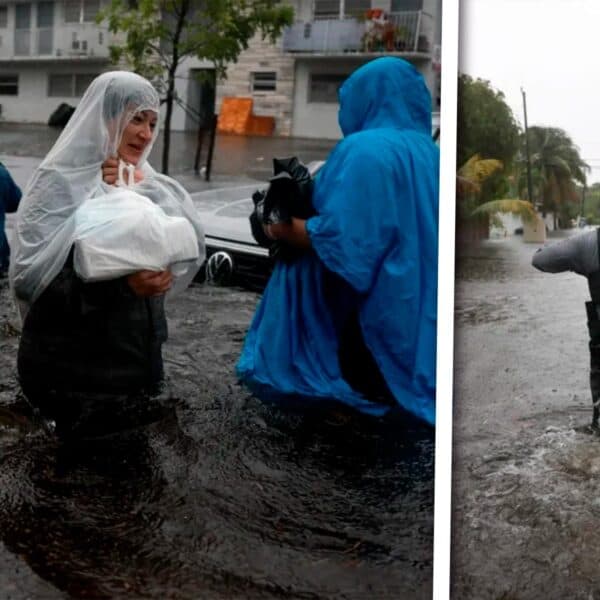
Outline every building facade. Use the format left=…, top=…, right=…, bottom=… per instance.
left=0, top=0, right=442, bottom=139
left=0, top=0, right=117, bottom=122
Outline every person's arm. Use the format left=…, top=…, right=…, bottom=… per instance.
left=75, top=270, right=172, bottom=319
left=265, top=217, right=312, bottom=250
left=125, top=270, right=173, bottom=296
left=0, top=163, right=22, bottom=213
left=532, top=230, right=599, bottom=275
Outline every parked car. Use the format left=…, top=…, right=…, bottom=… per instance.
left=191, top=161, right=325, bottom=291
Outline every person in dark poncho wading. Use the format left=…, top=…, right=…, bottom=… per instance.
left=237, top=57, right=439, bottom=425
left=532, top=229, right=600, bottom=431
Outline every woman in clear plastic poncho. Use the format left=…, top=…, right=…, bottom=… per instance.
left=9, top=71, right=205, bottom=437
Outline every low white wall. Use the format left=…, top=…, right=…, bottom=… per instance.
left=0, top=62, right=107, bottom=123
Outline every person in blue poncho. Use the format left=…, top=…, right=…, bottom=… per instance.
left=237, top=57, right=439, bottom=425
left=0, top=162, right=22, bottom=278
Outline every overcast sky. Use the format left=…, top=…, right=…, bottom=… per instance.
left=459, top=0, right=600, bottom=183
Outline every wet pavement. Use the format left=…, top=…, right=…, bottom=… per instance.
left=0, top=123, right=434, bottom=598
left=452, top=232, right=600, bottom=599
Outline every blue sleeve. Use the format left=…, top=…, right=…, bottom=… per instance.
left=0, top=164, right=22, bottom=213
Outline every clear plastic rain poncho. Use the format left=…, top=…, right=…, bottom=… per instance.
left=9, top=71, right=205, bottom=319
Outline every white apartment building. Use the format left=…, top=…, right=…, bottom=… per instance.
left=0, top=0, right=116, bottom=121
left=0, top=0, right=442, bottom=139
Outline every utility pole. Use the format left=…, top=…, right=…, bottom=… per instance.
left=521, top=87, right=534, bottom=207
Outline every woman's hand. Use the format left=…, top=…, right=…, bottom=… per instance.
left=264, top=218, right=311, bottom=250
left=101, top=157, right=144, bottom=186
left=127, top=270, right=173, bottom=297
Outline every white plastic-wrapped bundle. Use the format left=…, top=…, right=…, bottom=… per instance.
left=9, top=71, right=205, bottom=319
left=73, top=190, right=200, bottom=282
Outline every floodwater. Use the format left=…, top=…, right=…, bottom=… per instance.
left=0, top=122, right=335, bottom=182
left=452, top=233, right=600, bottom=599
left=0, top=278, right=434, bottom=599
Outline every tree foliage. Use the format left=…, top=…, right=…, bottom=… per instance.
left=456, top=153, right=535, bottom=228
left=471, top=199, right=537, bottom=225
left=99, top=0, right=294, bottom=173
left=456, top=153, right=504, bottom=198
left=583, top=182, right=600, bottom=225
left=519, top=126, right=589, bottom=227
left=457, top=74, right=521, bottom=169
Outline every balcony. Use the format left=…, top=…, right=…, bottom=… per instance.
left=282, top=10, right=434, bottom=56
left=3, top=24, right=110, bottom=61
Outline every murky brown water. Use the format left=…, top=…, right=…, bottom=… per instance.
left=0, top=279, right=434, bottom=599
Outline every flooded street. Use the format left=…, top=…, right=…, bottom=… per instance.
left=0, top=123, right=432, bottom=598
left=0, top=277, right=434, bottom=599
left=0, top=123, right=335, bottom=184
left=452, top=234, right=600, bottom=599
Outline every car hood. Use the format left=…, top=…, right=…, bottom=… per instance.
left=192, top=184, right=259, bottom=246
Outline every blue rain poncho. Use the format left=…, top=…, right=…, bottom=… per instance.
left=237, top=57, right=439, bottom=424
left=0, top=162, right=22, bottom=272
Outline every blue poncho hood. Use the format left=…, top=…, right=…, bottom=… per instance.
left=337, top=56, right=432, bottom=137
left=237, top=58, right=439, bottom=425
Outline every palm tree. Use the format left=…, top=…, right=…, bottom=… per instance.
left=520, top=126, right=589, bottom=228
left=457, top=154, right=537, bottom=230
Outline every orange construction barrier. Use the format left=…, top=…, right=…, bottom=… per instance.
left=217, top=97, right=275, bottom=136
left=217, top=97, right=253, bottom=134
left=247, top=115, right=275, bottom=137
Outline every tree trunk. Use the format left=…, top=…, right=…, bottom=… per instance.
left=160, top=0, right=187, bottom=174
left=161, top=73, right=176, bottom=175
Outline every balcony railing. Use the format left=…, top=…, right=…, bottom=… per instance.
left=6, top=24, right=109, bottom=59
left=282, top=10, right=433, bottom=55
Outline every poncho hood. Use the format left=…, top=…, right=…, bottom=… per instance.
left=338, top=56, right=432, bottom=137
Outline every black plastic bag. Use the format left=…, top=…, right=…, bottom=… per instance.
left=263, top=157, right=316, bottom=224
left=249, top=157, right=317, bottom=261
left=249, top=189, right=273, bottom=248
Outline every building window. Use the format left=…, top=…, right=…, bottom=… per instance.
left=48, top=73, right=97, bottom=97
left=0, top=6, right=7, bottom=28
left=64, top=0, right=101, bottom=23
left=15, top=4, right=31, bottom=29
left=391, top=0, right=423, bottom=10
left=344, top=0, right=371, bottom=18
left=251, top=72, right=276, bottom=93
left=313, top=0, right=370, bottom=19
left=0, top=75, right=19, bottom=96
left=308, top=73, right=347, bottom=103
left=74, top=73, right=95, bottom=95
left=314, top=0, right=339, bottom=19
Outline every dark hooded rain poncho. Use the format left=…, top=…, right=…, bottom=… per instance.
left=237, top=57, right=439, bottom=425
